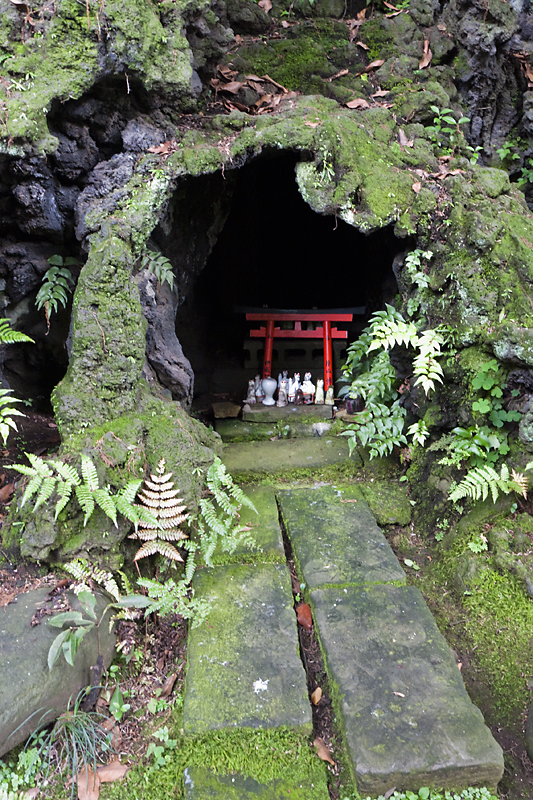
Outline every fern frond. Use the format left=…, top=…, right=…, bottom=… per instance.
left=511, top=469, right=529, bottom=499
left=33, top=475, right=58, bottom=512
left=80, top=455, right=99, bottom=492
left=449, top=463, right=519, bottom=504
left=0, top=318, right=34, bottom=344
left=134, top=541, right=184, bottom=562
left=144, top=479, right=175, bottom=493
left=75, top=484, right=95, bottom=526
left=93, top=488, right=118, bottom=527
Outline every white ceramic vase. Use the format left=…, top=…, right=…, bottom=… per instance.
left=262, top=376, right=277, bottom=406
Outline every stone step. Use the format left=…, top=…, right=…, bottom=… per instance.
left=277, top=485, right=406, bottom=589
left=183, top=766, right=330, bottom=799
left=222, top=438, right=355, bottom=479
left=215, top=418, right=333, bottom=443
left=242, top=405, right=333, bottom=423
left=310, top=584, right=504, bottom=796
left=211, top=485, right=285, bottom=566
left=183, top=564, right=312, bottom=735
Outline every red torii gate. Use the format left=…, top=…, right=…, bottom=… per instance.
left=246, top=311, right=353, bottom=391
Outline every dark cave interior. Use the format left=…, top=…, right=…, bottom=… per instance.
left=174, top=151, right=408, bottom=402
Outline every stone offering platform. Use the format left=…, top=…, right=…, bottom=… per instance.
left=222, top=437, right=355, bottom=478
left=181, top=483, right=503, bottom=797
left=242, top=405, right=333, bottom=423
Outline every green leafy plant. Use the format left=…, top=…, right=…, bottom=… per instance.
left=449, top=463, right=527, bottom=504
left=22, top=689, right=113, bottom=799
left=432, top=425, right=507, bottom=468
left=426, top=105, right=471, bottom=156
left=404, top=249, right=432, bottom=315
left=146, top=726, right=177, bottom=768
left=141, top=249, right=175, bottom=291
left=496, top=140, right=520, bottom=165
left=0, top=319, right=34, bottom=445
left=468, top=533, right=488, bottom=553
left=12, top=453, right=155, bottom=529
left=360, top=787, right=497, bottom=800
left=35, top=256, right=78, bottom=331
left=136, top=576, right=211, bottom=628
left=471, top=360, right=520, bottom=428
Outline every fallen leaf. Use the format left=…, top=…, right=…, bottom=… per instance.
left=147, top=141, right=172, bottom=155
left=220, top=81, right=245, bottom=94
left=160, top=672, right=177, bottom=698
left=305, top=121, right=320, bottom=128
left=365, top=59, right=384, bottom=72
left=311, top=686, right=322, bottom=705
left=412, top=182, right=422, bottom=193
left=281, top=19, right=290, bottom=27
left=340, top=498, right=357, bottom=503
left=437, top=23, right=447, bottom=31
left=383, top=1, right=400, bottom=8
left=96, top=763, right=129, bottom=783
left=384, top=10, right=403, bottom=16
left=22, top=789, right=39, bottom=799
left=291, top=573, right=301, bottom=593
left=235, top=34, right=243, bottom=44
left=218, top=65, right=238, bottom=78
left=356, top=8, right=367, bottom=20
left=77, top=768, right=100, bottom=800
left=325, top=68, right=349, bottom=82
left=419, top=39, right=432, bottom=69
left=0, top=483, right=14, bottom=503
left=262, top=73, right=288, bottom=92
left=245, top=74, right=264, bottom=82
left=371, top=89, right=389, bottom=97
left=384, top=789, right=397, bottom=800
left=355, top=40, right=369, bottom=50
left=258, top=0, right=272, bottom=12
left=398, top=128, right=414, bottom=147
left=296, top=603, right=313, bottom=631
left=313, top=737, right=335, bottom=765
left=457, top=662, right=463, bottom=671
left=345, top=97, right=369, bottom=109
left=101, top=718, right=116, bottom=731
left=393, top=691, right=405, bottom=697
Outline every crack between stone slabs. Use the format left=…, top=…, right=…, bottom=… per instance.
left=275, top=496, right=346, bottom=798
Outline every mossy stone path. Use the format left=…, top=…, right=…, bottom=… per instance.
left=221, top=437, right=354, bottom=478
left=183, top=483, right=503, bottom=797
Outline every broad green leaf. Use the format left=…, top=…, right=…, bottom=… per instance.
left=48, top=629, right=71, bottom=670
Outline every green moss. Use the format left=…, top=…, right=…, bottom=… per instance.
left=101, top=727, right=329, bottom=800
left=463, top=570, right=533, bottom=723
left=359, top=18, right=395, bottom=61
left=231, top=459, right=361, bottom=485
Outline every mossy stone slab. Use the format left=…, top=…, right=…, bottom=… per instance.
left=183, top=564, right=312, bottom=734
left=215, top=419, right=278, bottom=442
left=310, top=584, right=504, bottom=795
left=278, top=485, right=406, bottom=589
left=222, top=438, right=353, bottom=477
left=358, top=481, right=412, bottom=526
left=243, top=405, right=333, bottom=423
left=183, top=767, right=329, bottom=800
left=211, top=486, right=284, bottom=565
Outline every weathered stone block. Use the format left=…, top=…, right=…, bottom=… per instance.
left=183, top=766, right=330, bottom=799
left=222, top=438, right=356, bottom=478
left=183, top=565, right=311, bottom=734
left=311, top=584, right=504, bottom=795
left=242, top=405, right=333, bottom=423
left=278, top=485, right=406, bottom=589
left=212, top=485, right=285, bottom=565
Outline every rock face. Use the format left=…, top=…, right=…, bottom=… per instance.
left=3, top=0, right=533, bottom=559
left=0, top=588, right=116, bottom=757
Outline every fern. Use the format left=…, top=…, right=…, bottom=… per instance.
left=0, top=318, right=34, bottom=344
left=136, top=577, right=211, bottom=627
left=141, top=250, right=175, bottom=291
left=449, top=463, right=527, bottom=504
left=0, top=319, right=34, bottom=444
left=130, top=458, right=188, bottom=562
left=35, top=256, right=77, bottom=331
left=64, top=558, right=121, bottom=601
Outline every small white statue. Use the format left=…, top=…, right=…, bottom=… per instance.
left=315, top=378, right=324, bottom=404
left=301, top=372, right=315, bottom=404
left=288, top=372, right=300, bottom=403
left=325, top=386, right=334, bottom=405
left=276, top=379, right=288, bottom=407
left=254, top=374, right=265, bottom=402
left=245, top=379, right=256, bottom=404
left=278, top=370, right=289, bottom=388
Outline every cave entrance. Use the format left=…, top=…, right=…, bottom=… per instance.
left=174, top=151, right=407, bottom=410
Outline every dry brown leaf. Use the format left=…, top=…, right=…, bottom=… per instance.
left=296, top=603, right=313, bottom=631
left=247, top=80, right=266, bottom=94
left=262, top=73, right=288, bottom=92
left=365, top=59, right=384, bottom=72
left=384, top=790, right=397, bottom=800
left=524, top=62, right=533, bottom=86
left=371, top=89, right=389, bottom=97
left=437, top=23, right=447, bottom=31
left=340, top=498, right=357, bottom=503
left=355, top=40, right=369, bottom=50
left=258, top=0, right=272, bottom=12
left=235, top=34, right=243, bottom=44
left=412, top=181, right=422, bottom=193
left=22, top=789, right=40, bottom=799
left=393, top=691, right=405, bottom=697
left=96, top=763, right=129, bottom=783
left=356, top=8, right=367, bottom=20
left=281, top=20, right=290, bottom=27
left=77, top=768, right=100, bottom=800
left=0, top=483, right=14, bottom=503
left=419, top=39, right=433, bottom=69
left=311, top=686, right=322, bottom=705
left=313, top=737, right=335, bottom=765
left=398, top=128, right=414, bottom=147
left=220, top=81, right=245, bottom=94
left=160, top=672, right=177, bottom=698
left=305, top=121, right=320, bottom=128
left=345, top=98, right=369, bottom=109
left=326, top=68, right=349, bottom=82
left=291, top=573, right=301, bottom=594
left=457, top=662, right=463, bottom=671
left=245, top=74, right=264, bottom=82
left=218, top=65, right=238, bottom=78
left=383, top=1, right=400, bottom=8
left=147, top=141, right=173, bottom=155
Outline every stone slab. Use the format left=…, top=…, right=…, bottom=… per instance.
left=183, top=564, right=311, bottom=734
left=222, top=438, right=355, bottom=478
left=215, top=419, right=278, bottom=443
left=0, top=588, right=116, bottom=757
left=183, top=767, right=330, bottom=800
left=212, top=485, right=284, bottom=565
left=278, top=485, right=406, bottom=589
left=358, top=480, right=412, bottom=527
left=310, top=584, right=504, bottom=795
left=243, top=405, right=333, bottom=423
